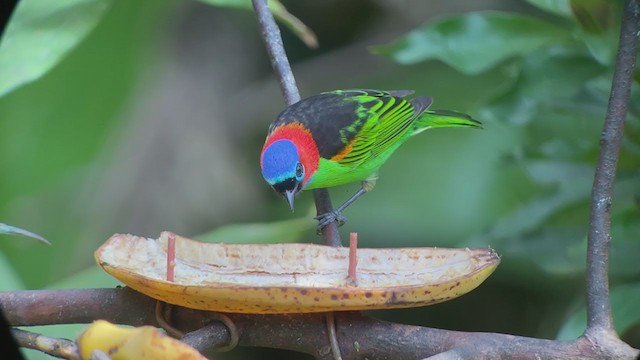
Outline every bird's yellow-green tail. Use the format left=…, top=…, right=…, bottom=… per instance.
left=412, top=109, right=482, bottom=135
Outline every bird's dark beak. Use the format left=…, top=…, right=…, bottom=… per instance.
left=284, top=189, right=295, bottom=211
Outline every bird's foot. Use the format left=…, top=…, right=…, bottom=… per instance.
left=315, top=210, right=347, bottom=234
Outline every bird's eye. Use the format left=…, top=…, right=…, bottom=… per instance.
left=295, top=162, right=304, bottom=180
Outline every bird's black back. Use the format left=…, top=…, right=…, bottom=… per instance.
left=270, top=92, right=362, bottom=159
left=270, top=90, right=424, bottom=159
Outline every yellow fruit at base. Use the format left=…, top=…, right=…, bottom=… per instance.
left=77, top=320, right=207, bottom=360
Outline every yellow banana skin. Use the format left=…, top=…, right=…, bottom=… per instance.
left=77, top=320, right=206, bottom=360
left=96, top=233, right=500, bottom=314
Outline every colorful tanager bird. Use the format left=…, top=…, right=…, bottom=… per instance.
left=260, top=89, right=481, bottom=231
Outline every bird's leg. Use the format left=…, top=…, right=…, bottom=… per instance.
left=315, top=176, right=377, bottom=233
left=315, top=188, right=365, bottom=229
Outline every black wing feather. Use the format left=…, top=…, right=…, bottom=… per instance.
left=270, top=90, right=419, bottom=159
left=270, top=92, right=360, bottom=158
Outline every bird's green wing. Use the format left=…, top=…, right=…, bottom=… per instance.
left=329, top=90, right=423, bottom=167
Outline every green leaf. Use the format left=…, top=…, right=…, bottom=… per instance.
left=196, top=0, right=317, bottom=48
left=466, top=161, right=594, bottom=248
left=0, top=0, right=113, bottom=97
left=0, top=223, right=49, bottom=244
left=575, top=29, right=617, bottom=65
left=195, top=210, right=315, bottom=244
left=502, top=226, right=587, bottom=276
left=527, top=100, right=605, bottom=159
left=517, top=51, right=605, bottom=101
left=570, top=0, right=615, bottom=34
left=557, top=283, right=640, bottom=340
left=371, top=12, right=571, bottom=75
left=525, top=0, right=573, bottom=17
left=481, top=50, right=605, bottom=126
left=568, top=0, right=618, bottom=65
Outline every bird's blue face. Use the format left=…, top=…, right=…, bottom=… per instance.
left=261, top=139, right=305, bottom=210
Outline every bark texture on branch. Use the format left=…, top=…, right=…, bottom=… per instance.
left=1, top=288, right=637, bottom=359
left=585, top=0, right=639, bottom=335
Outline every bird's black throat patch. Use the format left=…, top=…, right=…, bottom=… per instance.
left=273, top=177, right=297, bottom=194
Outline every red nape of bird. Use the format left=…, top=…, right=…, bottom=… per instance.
left=260, top=89, right=482, bottom=232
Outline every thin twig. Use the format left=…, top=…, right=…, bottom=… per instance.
left=251, top=0, right=300, bottom=105
left=251, top=0, right=342, bottom=246
left=585, top=0, right=639, bottom=334
left=11, top=328, right=80, bottom=359
left=326, top=312, right=343, bottom=360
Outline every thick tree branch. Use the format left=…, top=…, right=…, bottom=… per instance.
left=585, top=0, right=639, bottom=334
left=251, top=0, right=342, bottom=246
left=1, top=288, right=637, bottom=359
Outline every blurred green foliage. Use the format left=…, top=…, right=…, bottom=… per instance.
left=0, top=0, right=176, bottom=289
left=372, top=11, right=572, bottom=74
left=0, top=0, right=112, bottom=96
left=0, top=0, right=638, bottom=359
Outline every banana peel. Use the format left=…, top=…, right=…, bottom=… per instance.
left=77, top=320, right=206, bottom=360
left=96, top=232, right=500, bottom=313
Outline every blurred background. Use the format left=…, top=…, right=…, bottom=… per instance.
left=1, top=0, right=639, bottom=359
